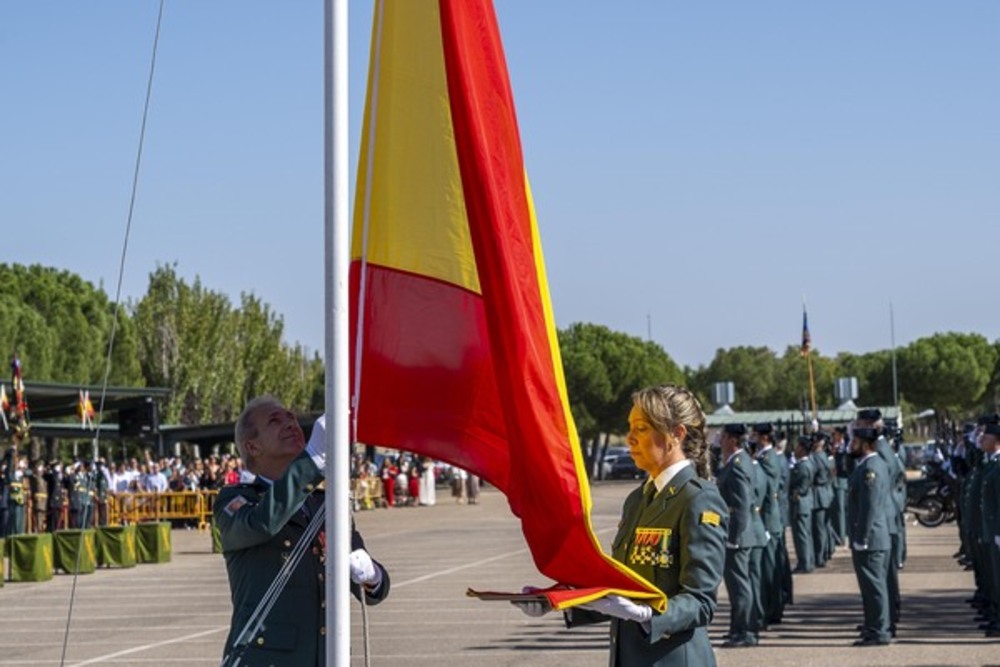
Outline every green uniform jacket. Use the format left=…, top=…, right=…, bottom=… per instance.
left=567, top=464, right=728, bottom=667
left=789, top=457, right=814, bottom=515
left=756, top=448, right=784, bottom=535
left=875, top=437, right=906, bottom=515
left=749, top=459, right=769, bottom=545
left=216, top=452, right=389, bottom=666
left=847, top=454, right=891, bottom=551
left=979, top=455, right=1000, bottom=545
left=810, top=450, right=834, bottom=509
left=717, top=451, right=762, bottom=548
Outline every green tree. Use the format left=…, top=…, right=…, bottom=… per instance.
left=834, top=350, right=895, bottom=406
left=558, top=323, right=683, bottom=476
left=0, top=264, right=142, bottom=387
left=688, top=346, right=779, bottom=410
left=132, top=264, right=322, bottom=425
left=898, top=332, right=997, bottom=412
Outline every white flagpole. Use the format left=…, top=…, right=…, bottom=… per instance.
left=324, top=0, right=350, bottom=664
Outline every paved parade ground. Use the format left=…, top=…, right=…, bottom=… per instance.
left=0, top=481, right=994, bottom=666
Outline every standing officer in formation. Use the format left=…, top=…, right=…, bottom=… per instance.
left=962, top=417, right=991, bottom=624
left=810, top=432, right=834, bottom=567
left=7, top=452, right=27, bottom=535
left=789, top=436, right=815, bottom=573
left=68, top=461, right=94, bottom=529
left=45, top=461, right=65, bottom=532
left=29, top=460, right=47, bottom=532
left=217, top=396, right=390, bottom=667
left=752, top=422, right=788, bottom=626
left=829, top=426, right=850, bottom=547
left=716, top=423, right=765, bottom=647
left=973, top=416, right=1000, bottom=636
left=856, top=408, right=904, bottom=635
left=846, top=426, right=892, bottom=646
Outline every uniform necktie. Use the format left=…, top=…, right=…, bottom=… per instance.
left=643, top=479, right=657, bottom=506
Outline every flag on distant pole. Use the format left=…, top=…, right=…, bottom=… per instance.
left=78, top=389, right=96, bottom=429
left=800, top=307, right=812, bottom=357
left=0, top=384, right=9, bottom=431
left=349, top=0, right=663, bottom=611
left=10, top=350, right=29, bottom=436
left=800, top=304, right=818, bottom=423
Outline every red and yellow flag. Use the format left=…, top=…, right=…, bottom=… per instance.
left=349, top=0, right=662, bottom=611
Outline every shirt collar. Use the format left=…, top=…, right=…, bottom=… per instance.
left=651, top=459, right=691, bottom=493
left=859, top=452, right=878, bottom=464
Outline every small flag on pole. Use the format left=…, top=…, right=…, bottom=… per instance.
left=800, top=306, right=812, bottom=357
left=0, top=384, right=8, bottom=431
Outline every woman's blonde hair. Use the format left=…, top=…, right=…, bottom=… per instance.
left=632, top=384, right=711, bottom=479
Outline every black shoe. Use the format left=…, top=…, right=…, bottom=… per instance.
left=986, top=628, right=1000, bottom=638
left=979, top=623, right=992, bottom=631
left=853, top=637, right=890, bottom=647
left=855, top=624, right=864, bottom=632
left=721, top=637, right=755, bottom=648
left=768, top=617, right=783, bottom=626
left=890, top=626, right=897, bottom=638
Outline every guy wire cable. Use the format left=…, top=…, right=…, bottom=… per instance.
left=58, top=0, right=167, bottom=664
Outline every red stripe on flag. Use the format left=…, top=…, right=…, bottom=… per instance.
left=350, top=262, right=510, bottom=490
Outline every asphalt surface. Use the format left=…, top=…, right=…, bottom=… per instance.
left=0, top=481, right=993, bottom=666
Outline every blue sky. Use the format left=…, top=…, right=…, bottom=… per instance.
left=1, top=1, right=997, bottom=369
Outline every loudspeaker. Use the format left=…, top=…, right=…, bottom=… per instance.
left=118, top=398, right=159, bottom=438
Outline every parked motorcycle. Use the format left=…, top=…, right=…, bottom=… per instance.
left=906, top=460, right=957, bottom=528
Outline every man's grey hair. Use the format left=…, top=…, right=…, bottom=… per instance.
left=234, top=395, right=284, bottom=461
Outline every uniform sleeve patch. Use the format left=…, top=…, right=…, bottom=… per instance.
left=223, top=495, right=250, bottom=516
left=700, top=511, right=721, bottom=526
left=864, top=470, right=877, bottom=486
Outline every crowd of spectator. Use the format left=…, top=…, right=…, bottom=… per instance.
left=2, top=445, right=481, bottom=537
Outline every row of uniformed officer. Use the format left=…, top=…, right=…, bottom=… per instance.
left=964, top=415, right=1000, bottom=636
left=715, top=422, right=793, bottom=648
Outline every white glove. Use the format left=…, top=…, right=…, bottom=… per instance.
left=305, top=415, right=327, bottom=472
left=765, top=531, right=771, bottom=543
left=579, top=595, right=652, bottom=623
left=510, top=585, right=552, bottom=618
left=852, top=542, right=868, bottom=551
left=349, top=549, right=382, bottom=588
left=994, top=535, right=1000, bottom=548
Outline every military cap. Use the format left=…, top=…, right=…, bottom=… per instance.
left=977, top=413, right=1000, bottom=426
left=833, top=426, right=848, bottom=435
left=852, top=427, right=879, bottom=442
left=813, top=430, right=830, bottom=442
left=797, top=434, right=813, bottom=447
left=985, top=423, right=1000, bottom=437
left=723, top=423, right=747, bottom=436
left=856, top=408, right=882, bottom=421
left=964, top=422, right=978, bottom=433
left=752, top=423, right=774, bottom=435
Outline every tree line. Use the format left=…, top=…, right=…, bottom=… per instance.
left=0, top=263, right=323, bottom=428
left=3, top=263, right=997, bottom=450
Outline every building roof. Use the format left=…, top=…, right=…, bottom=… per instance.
left=706, top=406, right=902, bottom=428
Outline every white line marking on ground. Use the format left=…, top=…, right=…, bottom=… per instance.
left=65, top=626, right=227, bottom=667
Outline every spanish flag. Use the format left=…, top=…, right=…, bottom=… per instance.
left=349, top=0, right=662, bottom=611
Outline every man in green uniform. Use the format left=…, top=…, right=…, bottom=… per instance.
left=717, top=423, right=765, bottom=647
left=857, top=408, right=904, bottom=635
left=752, top=422, right=787, bottom=626
left=68, top=461, right=94, bottom=529
left=790, top=436, right=815, bottom=573
left=847, top=426, right=892, bottom=646
left=810, top=432, right=834, bottom=567
left=216, top=396, right=390, bottom=667
left=978, top=421, right=1000, bottom=636
left=829, top=426, right=850, bottom=547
